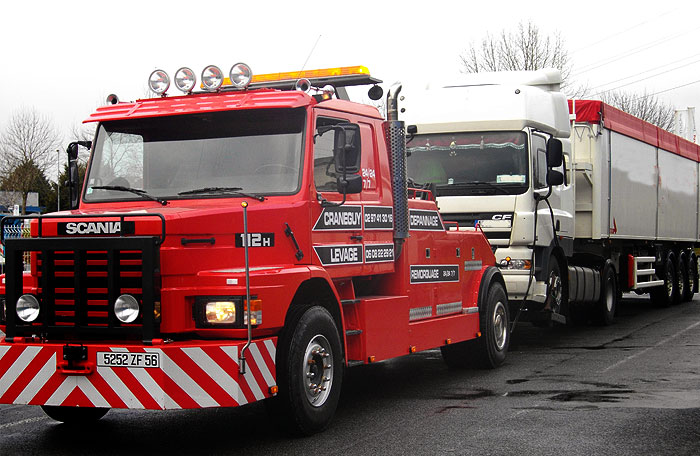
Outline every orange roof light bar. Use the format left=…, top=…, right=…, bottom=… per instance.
left=221, top=65, right=379, bottom=90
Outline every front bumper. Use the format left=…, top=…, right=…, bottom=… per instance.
left=0, top=337, right=277, bottom=410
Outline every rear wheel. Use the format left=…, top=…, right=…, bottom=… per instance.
left=651, top=253, right=676, bottom=307
left=269, top=305, right=343, bottom=436
left=441, top=281, right=509, bottom=369
left=676, top=253, right=688, bottom=304
left=593, top=261, right=617, bottom=325
left=41, top=406, right=109, bottom=424
left=683, top=252, right=696, bottom=301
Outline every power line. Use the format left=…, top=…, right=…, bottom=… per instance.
left=570, top=9, right=676, bottom=55
left=588, top=52, right=700, bottom=92
left=591, top=56, right=700, bottom=96
left=572, top=26, right=700, bottom=76
left=632, top=78, right=700, bottom=101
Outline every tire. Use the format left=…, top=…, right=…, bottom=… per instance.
left=692, top=254, right=699, bottom=294
left=650, top=253, right=676, bottom=307
left=441, top=281, right=509, bottom=369
left=676, top=253, right=688, bottom=304
left=593, top=261, right=617, bottom=325
left=41, top=406, right=109, bottom=424
left=683, top=253, right=696, bottom=301
left=270, top=305, right=343, bottom=436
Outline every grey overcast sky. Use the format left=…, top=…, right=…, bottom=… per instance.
left=2, top=0, right=700, bottom=157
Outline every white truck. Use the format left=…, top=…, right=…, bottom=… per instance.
left=400, top=69, right=700, bottom=325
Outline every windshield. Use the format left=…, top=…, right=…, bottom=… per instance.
left=406, top=131, right=528, bottom=196
left=84, top=108, right=305, bottom=203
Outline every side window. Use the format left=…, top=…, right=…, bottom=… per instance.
left=532, top=134, right=548, bottom=189
left=314, top=118, right=347, bottom=192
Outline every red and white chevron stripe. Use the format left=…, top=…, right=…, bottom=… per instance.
left=0, top=338, right=277, bottom=410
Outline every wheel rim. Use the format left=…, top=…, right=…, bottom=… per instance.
left=666, top=267, right=674, bottom=298
left=303, top=334, right=334, bottom=407
left=689, top=264, right=696, bottom=293
left=547, top=269, right=563, bottom=312
left=677, top=265, right=685, bottom=297
left=493, top=301, right=507, bottom=351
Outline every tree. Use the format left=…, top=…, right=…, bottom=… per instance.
left=0, top=108, right=61, bottom=213
left=460, top=21, right=577, bottom=94
left=599, top=90, right=675, bottom=131
left=0, top=160, right=52, bottom=213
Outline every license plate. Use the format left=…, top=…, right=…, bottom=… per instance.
left=97, top=351, right=160, bottom=368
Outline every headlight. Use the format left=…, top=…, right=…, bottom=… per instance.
left=201, top=65, right=224, bottom=91
left=229, top=63, right=252, bottom=89
left=16, top=294, right=40, bottom=322
left=499, top=257, right=532, bottom=270
left=174, top=67, right=196, bottom=93
left=114, top=294, right=140, bottom=323
left=148, top=69, right=170, bottom=95
left=205, top=301, right=237, bottom=324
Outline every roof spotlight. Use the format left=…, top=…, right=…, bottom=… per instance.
left=229, top=63, right=253, bottom=89
left=201, top=65, right=224, bottom=92
left=148, top=69, right=170, bottom=95
left=174, top=67, right=197, bottom=93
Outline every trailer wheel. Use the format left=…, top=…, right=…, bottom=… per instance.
left=593, top=261, right=617, bottom=325
left=271, top=305, right=343, bottom=436
left=691, top=253, right=699, bottom=294
left=41, top=406, right=109, bottom=424
left=651, top=254, right=677, bottom=307
left=676, top=253, right=688, bottom=304
left=441, top=281, right=509, bottom=369
left=683, top=253, right=696, bottom=301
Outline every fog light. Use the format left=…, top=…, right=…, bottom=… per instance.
left=206, top=301, right=236, bottom=324
left=148, top=69, right=170, bottom=95
left=114, top=294, right=140, bottom=323
left=201, top=65, right=224, bottom=91
left=229, top=63, right=252, bottom=89
left=16, top=294, right=40, bottom=322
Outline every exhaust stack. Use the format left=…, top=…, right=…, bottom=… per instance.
left=384, top=83, right=409, bottom=258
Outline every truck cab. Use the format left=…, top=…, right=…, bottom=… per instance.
left=402, top=69, right=573, bottom=319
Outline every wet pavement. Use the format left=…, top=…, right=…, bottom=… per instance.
left=1, top=294, right=699, bottom=455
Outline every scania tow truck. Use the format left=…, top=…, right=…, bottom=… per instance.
left=0, top=64, right=509, bottom=435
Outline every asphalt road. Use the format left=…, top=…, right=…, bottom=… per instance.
left=1, top=295, right=699, bottom=455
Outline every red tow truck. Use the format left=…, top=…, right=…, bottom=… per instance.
left=0, top=64, right=509, bottom=435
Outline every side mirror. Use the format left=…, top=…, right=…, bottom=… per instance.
left=547, top=169, right=564, bottom=186
left=333, top=124, right=361, bottom=174
left=337, top=174, right=363, bottom=194
left=546, top=138, right=563, bottom=168
left=66, top=141, right=91, bottom=210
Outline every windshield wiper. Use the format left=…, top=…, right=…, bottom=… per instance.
left=91, top=185, right=167, bottom=206
left=177, top=187, right=265, bottom=202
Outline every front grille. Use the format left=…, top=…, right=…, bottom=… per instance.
left=442, top=212, right=513, bottom=246
left=4, top=236, right=160, bottom=341
left=37, top=250, right=145, bottom=328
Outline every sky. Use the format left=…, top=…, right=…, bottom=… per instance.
left=3, top=0, right=700, bottom=180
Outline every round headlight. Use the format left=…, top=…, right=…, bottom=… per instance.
left=16, top=294, right=40, bottom=322
left=229, top=63, right=252, bottom=89
left=174, top=67, right=196, bottom=93
left=114, top=294, right=140, bottom=323
left=201, top=65, right=223, bottom=91
left=148, top=69, right=170, bottom=95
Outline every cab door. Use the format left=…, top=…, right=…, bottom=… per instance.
left=311, top=112, right=394, bottom=277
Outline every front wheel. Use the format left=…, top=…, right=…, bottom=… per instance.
left=441, top=281, right=509, bottom=369
left=41, top=406, right=109, bottom=424
left=271, top=305, right=343, bottom=436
